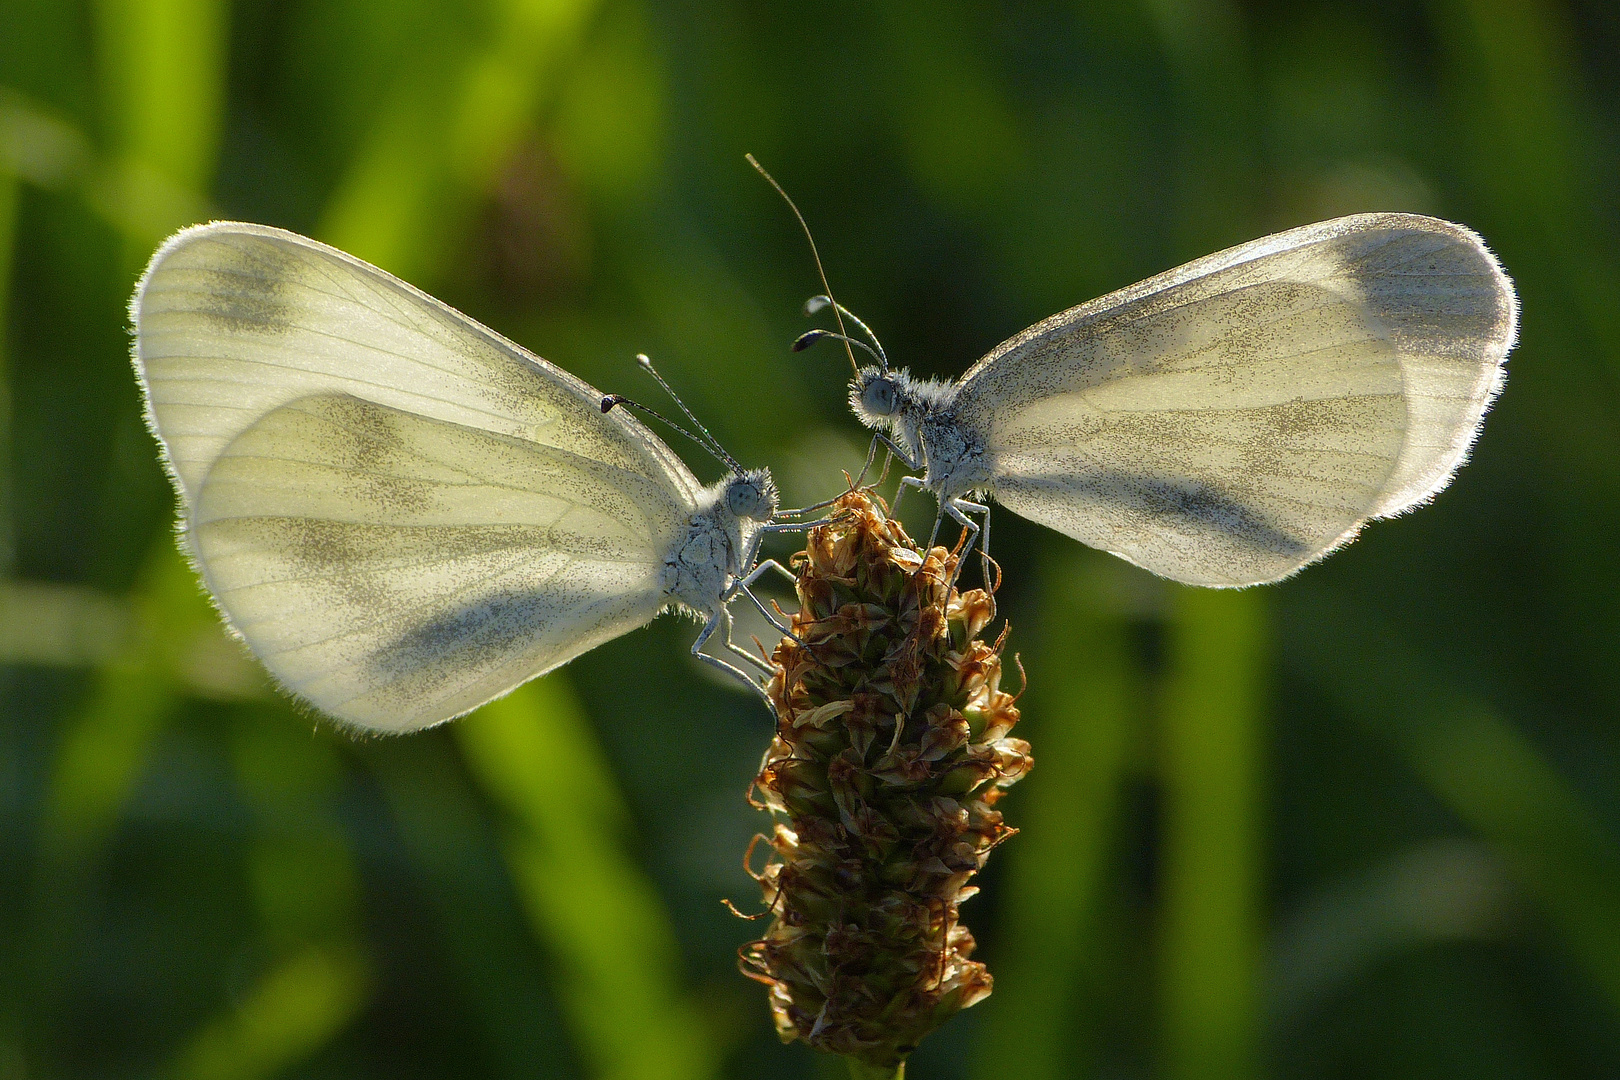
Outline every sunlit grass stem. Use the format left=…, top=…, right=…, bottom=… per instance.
left=1160, top=588, right=1267, bottom=1080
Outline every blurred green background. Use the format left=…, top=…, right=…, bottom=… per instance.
left=3, top=0, right=1619, bottom=1077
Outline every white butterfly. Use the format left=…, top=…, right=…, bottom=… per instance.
left=815, top=213, right=1517, bottom=587
left=132, top=222, right=808, bottom=732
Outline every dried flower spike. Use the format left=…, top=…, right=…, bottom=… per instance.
left=741, top=489, right=1032, bottom=1073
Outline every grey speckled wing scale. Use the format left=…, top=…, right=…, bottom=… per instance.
left=134, top=222, right=796, bottom=732
left=135, top=222, right=702, bottom=506
left=846, top=214, right=1517, bottom=587
left=190, top=394, right=686, bottom=730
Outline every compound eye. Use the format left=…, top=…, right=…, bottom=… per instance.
left=863, top=378, right=899, bottom=416
left=728, top=482, right=762, bottom=519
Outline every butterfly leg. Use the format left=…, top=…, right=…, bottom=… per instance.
left=726, top=637, right=776, bottom=677
left=691, top=607, right=777, bottom=713
left=873, top=445, right=895, bottom=488
left=725, top=516, right=835, bottom=647
left=731, top=519, right=833, bottom=639
left=888, top=434, right=923, bottom=471
left=892, top=474, right=930, bottom=522
left=782, top=433, right=907, bottom=516
left=845, top=433, right=883, bottom=492
left=851, top=433, right=920, bottom=515
left=725, top=635, right=776, bottom=678
left=977, top=503, right=994, bottom=586
left=742, top=558, right=799, bottom=588
left=735, top=580, right=797, bottom=640
left=735, top=518, right=831, bottom=579
left=732, top=556, right=813, bottom=643
left=943, top=497, right=989, bottom=590
left=874, top=433, right=919, bottom=489
left=924, top=501, right=946, bottom=553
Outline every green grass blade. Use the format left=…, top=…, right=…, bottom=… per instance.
left=1435, top=0, right=1620, bottom=371
left=319, top=0, right=600, bottom=278
left=164, top=943, right=370, bottom=1080
left=1288, top=586, right=1620, bottom=1013
left=366, top=735, right=575, bottom=1079
left=0, top=170, right=14, bottom=571
left=1403, top=698, right=1620, bottom=1002
left=1159, top=587, right=1267, bottom=1080
left=972, top=550, right=1140, bottom=1080
left=26, top=542, right=233, bottom=1057
left=94, top=0, right=227, bottom=193
left=92, top=0, right=226, bottom=247
left=34, top=544, right=201, bottom=870
left=456, top=677, right=719, bottom=1080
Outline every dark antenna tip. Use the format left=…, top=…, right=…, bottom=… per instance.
left=792, top=329, right=830, bottom=352
left=603, top=392, right=738, bottom=473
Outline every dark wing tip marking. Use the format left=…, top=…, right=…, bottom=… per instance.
left=144, top=229, right=311, bottom=340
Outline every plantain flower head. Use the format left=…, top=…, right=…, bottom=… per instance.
left=741, top=489, right=1032, bottom=1072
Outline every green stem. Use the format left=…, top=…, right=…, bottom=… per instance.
left=846, top=1058, right=905, bottom=1080
left=1159, top=587, right=1266, bottom=1080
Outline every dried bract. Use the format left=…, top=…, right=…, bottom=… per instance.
left=741, top=490, right=1031, bottom=1070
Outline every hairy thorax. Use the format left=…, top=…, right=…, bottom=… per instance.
left=665, top=504, right=745, bottom=615
left=919, top=410, right=991, bottom=501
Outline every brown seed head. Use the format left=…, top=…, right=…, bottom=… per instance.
left=739, top=489, right=1031, bottom=1070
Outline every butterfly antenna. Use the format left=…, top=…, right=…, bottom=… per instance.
left=833, top=300, right=889, bottom=369
left=803, top=296, right=889, bottom=370
left=745, top=153, right=865, bottom=376
left=634, top=353, right=743, bottom=472
left=601, top=392, right=740, bottom=473
left=790, top=328, right=883, bottom=364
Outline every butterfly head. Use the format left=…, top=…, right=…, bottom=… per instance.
left=726, top=468, right=779, bottom=522
left=850, top=366, right=902, bottom=426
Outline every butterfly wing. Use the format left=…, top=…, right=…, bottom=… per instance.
left=132, top=221, right=704, bottom=508
left=190, top=394, right=687, bottom=731
left=952, top=214, right=1516, bottom=586
left=132, top=223, right=702, bottom=729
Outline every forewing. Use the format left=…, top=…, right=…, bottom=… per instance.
left=132, top=221, right=703, bottom=509
left=191, top=394, right=687, bottom=732
left=956, top=214, right=1516, bottom=586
